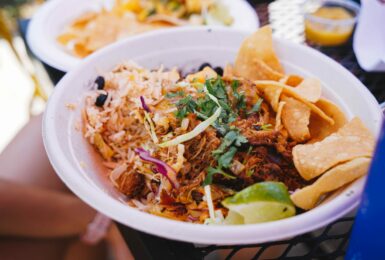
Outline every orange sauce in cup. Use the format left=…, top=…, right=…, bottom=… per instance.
left=305, top=7, right=354, bottom=46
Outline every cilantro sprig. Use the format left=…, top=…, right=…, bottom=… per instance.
left=174, top=95, right=197, bottom=120
left=204, top=129, right=248, bottom=186
left=203, top=166, right=236, bottom=186
left=247, top=98, right=263, bottom=115
left=231, top=80, right=246, bottom=111
left=165, top=90, right=185, bottom=98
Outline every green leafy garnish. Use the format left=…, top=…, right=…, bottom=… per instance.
left=231, top=80, right=246, bottom=111
left=218, top=146, right=237, bottom=168
left=248, top=98, right=263, bottom=115
left=206, top=77, right=227, bottom=99
left=175, top=95, right=197, bottom=119
left=212, top=130, right=247, bottom=156
left=203, top=166, right=236, bottom=186
left=205, top=129, right=248, bottom=185
left=165, top=90, right=185, bottom=98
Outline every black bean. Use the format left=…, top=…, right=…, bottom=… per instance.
left=95, top=94, right=108, bottom=107
left=214, top=66, right=224, bottom=76
left=198, top=62, right=212, bottom=71
left=95, top=76, right=105, bottom=90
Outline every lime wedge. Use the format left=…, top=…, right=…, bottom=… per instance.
left=224, top=210, right=244, bottom=225
left=222, top=182, right=295, bottom=224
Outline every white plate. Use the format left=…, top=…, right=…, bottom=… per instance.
left=27, top=0, right=259, bottom=72
left=43, top=27, right=382, bottom=245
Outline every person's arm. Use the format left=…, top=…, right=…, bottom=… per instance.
left=0, top=179, right=95, bottom=238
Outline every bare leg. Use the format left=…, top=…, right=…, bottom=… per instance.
left=0, top=114, right=66, bottom=191
left=0, top=237, right=71, bottom=260
left=0, top=114, right=108, bottom=259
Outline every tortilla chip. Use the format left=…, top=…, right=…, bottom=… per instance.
left=308, top=98, right=348, bottom=143
left=261, top=84, right=283, bottom=112
left=290, top=78, right=322, bottom=103
left=255, top=80, right=334, bottom=125
left=223, top=63, right=234, bottom=79
left=146, top=14, right=188, bottom=26
left=71, top=12, right=97, bottom=28
left=73, top=42, right=92, bottom=58
left=293, top=117, right=375, bottom=180
left=234, top=26, right=284, bottom=81
left=186, top=66, right=217, bottom=83
left=57, top=32, right=77, bottom=45
left=275, top=101, right=286, bottom=131
left=291, top=157, right=370, bottom=210
left=85, top=14, right=122, bottom=51
left=285, top=75, right=303, bottom=87
left=281, top=96, right=311, bottom=142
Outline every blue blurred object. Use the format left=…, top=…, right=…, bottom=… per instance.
left=346, top=118, right=385, bottom=259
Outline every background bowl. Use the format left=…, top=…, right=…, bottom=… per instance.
left=27, top=0, right=259, bottom=72
left=43, top=27, right=382, bottom=245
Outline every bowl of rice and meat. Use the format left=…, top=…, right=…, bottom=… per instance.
left=43, top=26, right=382, bottom=244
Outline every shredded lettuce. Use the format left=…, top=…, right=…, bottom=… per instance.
left=144, top=111, right=159, bottom=144
left=204, top=185, right=215, bottom=221
left=204, top=185, right=226, bottom=225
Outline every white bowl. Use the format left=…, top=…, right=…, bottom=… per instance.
left=43, top=27, right=382, bottom=245
left=27, top=0, right=259, bottom=72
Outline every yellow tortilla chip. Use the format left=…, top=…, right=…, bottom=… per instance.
left=293, top=117, right=375, bottom=180
left=261, top=84, right=283, bottom=112
left=73, top=42, right=92, bottom=58
left=291, top=157, right=370, bottom=210
left=285, top=74, right=303, bottom=87
left=146, top=15, right=188, bottom=26
left=234, top=26, right=284, bottom=81
left=57, top=32, right=78, bottom=45
left=71, top=12, right=98, bottom=28
left=85, top=14, right=122, bottom=51
left=308, top=98, right=348, bottom=143
left=281, top=96, right=311, bottom=142
left=223, top=63, right=234, bottom=79
left=255, top=80, right=334, bottom=125
left=275, top=101, right=286, bottom=131
left=290, top=78, right=322, bottom=103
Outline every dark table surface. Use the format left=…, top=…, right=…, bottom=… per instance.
left=21, top=1, right=385, bottom=259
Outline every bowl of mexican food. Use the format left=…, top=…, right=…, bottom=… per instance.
left=43, top=26, right=382, bottom=244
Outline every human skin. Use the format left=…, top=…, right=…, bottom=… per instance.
left=0, top=114, right=133, bottom=259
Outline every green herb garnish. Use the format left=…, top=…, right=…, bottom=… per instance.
left=218, top=146, right=237, bottom=168
left=175, top=95, right=197, bottom=119
left=231, top=80, right=246, bottom=111
left=165, top=90, right=185, bottom=98
left=203, top=166, right=236, bottom=186
left=205, top=129, right=248, bottom=185
left=212, top=130, right=247, bottom=156
left=248, top=98, right=263, bottom=115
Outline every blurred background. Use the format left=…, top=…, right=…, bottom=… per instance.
left=0, top=0, right=366, bottom=152
left=0, top=0, right=52, bottom=151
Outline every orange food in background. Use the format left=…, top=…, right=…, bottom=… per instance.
left=305, top=7, right=354, bottom=46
